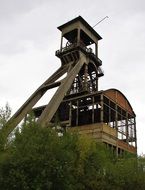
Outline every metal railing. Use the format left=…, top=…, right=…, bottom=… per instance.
left=55, top=42, right=102, bottom=65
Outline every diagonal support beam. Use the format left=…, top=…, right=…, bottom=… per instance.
left=2, top=65, right=69, bottom=137
left=37, top=56, right=86, bottom=127
left=43, top=65, right=69, bottom=85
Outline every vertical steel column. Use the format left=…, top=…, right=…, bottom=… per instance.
left=92, top=96, right=95, bottom=123
left=100, top=94, right=104, bottom=123
left=95, top=43, right=99, bottom=91
left=115, top=103, right=118, bottom=157
left=134, top=116, right=137, bottom=148
left=126, top=112, right=129, bottom=145
left=76, top=100, right=79, bottom=126
left=108, top=99, right=111, bottom=125
left=96, top=77, right=98, bottom=91
left=69, top=101, right=72, bottom=127
left=84, top=64, right=88, bottom=91
left=115, top=104, right=118, bottom=129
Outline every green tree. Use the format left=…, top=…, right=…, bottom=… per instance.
left=0, top=103, right=11, bottom=129
left=0, top=121, right=77, bottom=190
left=0, top=119, right=112, bottom=190
left=0, top=117, right=145, bottom=190
left=0, top=103, right=12, bottom=151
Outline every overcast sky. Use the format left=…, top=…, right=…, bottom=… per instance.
left=0, top=0, right=145, bottom=154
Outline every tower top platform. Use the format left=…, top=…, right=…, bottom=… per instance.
left=58, top=16, right=102, bottom=46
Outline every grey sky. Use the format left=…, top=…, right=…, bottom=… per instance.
left=0, top=0, right=145, bottom=154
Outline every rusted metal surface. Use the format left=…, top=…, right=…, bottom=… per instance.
left=104, top=89, right=135, bottom=115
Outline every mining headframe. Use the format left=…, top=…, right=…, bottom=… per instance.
left=4, top=16, right=137, bottom=156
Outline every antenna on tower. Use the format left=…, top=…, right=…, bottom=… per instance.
left=93, top=16, right=109, bottom=28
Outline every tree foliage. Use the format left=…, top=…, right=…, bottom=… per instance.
left=0, top=103, right=12, bottom=151
left=0, top=111, right=145, bottom=189
left=0, top=103, right=11, bottom=129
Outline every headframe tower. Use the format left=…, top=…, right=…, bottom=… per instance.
left=3, top=16, right=137, bottom=155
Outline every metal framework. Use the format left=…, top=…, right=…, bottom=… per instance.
left=3, top=16, right=137, bottom=155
